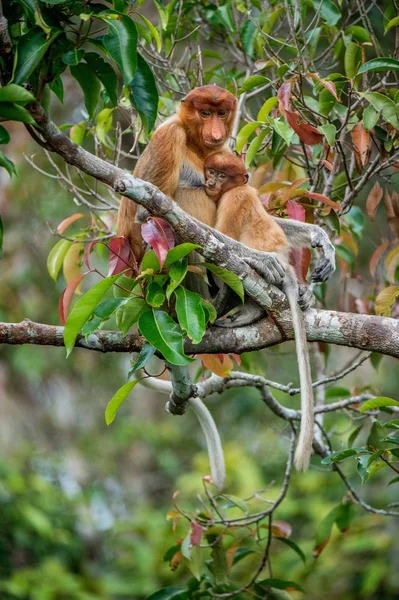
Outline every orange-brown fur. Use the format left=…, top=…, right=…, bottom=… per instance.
left=204, top=151, right=314, bottom=472
left=117, top=85, right=237, bottom=262
left=204, top=153, right=289, bottom=255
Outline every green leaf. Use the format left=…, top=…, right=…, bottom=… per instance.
left=245, top=128, right=268, bottom=167
left=62, top=49, right=85, bottom=66
left=385, top=16, right=399, bottom=33
left=129, top=53, right=158, bottom=133
left=318, top=123, right=336, bottom=147
left=363, top=105, right=380, bottom=131
left=362, top=92, right=399, bottom=129
left=389, top=476, right=399, bottom=485
left=360, top=397, right=399, bottom=412
left=84, top=52, right=118, bottom=106
left=0, top=151, right=17, bottom=177
left=64, top=274, right=120, bottom=356
left=239, top=75, right=269, bottom=93
left=105, top=379, right=140, bottom=425
left=164, top=243, right=200, bottom=267
left=166, top=259, right=187, bottom=301
left=222, top=494, right=249, bottom=514
left=321, top=448, right=359, bottom=465
left=0, top=102, right=35, bottom=124
left=344, top=42, right=360, bottom=79
left=135, top=13, right=162, bottom=52
left=138, top=310, right=194, bottom=366
left=116, top=297, right=147, bottom=335
left=345, top=25, right=371, bottom=43
left=70, top=122, right=86, bottom=145
left=47, top=238, right=72, bottom=281
left=127, top=344, right=156, bottom=378
left=236, top=121, right=261, bottom=153
left=201, top=264, right=244, bottom=302
left=49, top=76, right=64, bottom=103
left=0, top=84, right=35, bottom=105
left=103, top=13, right=138, bottom=84
left=215, top=4, right=234, bottom=32
left=146, top=281, right=165, bottom=307
left=95, top=108, right=114, bottom=146
left=256, top=578, right=304, bottom=594
left=0, top=125, right=10, bottom=145
left=146, top=588, right=187, bottom=600
left=202, top=299, right=217, bottom=324
left=93, top=297, right=127, bottom=319
left=270, top=117, right=294, bottom=146
left=370, top=352, right=383, bottom=370
left=311, top=0, right=341, bottom=26
left=70, top=63, right=101, bottom=119
left=358, top=58, right=399, bottom=74
left=174, top=287, right=206, bottom=344
left=257, top=96, right=278, bottom=121
left=275, top=537, right=306, bottom=564
left=13, top=27, right=60, bottom=85
left=325, top=387, right=350, bottom=399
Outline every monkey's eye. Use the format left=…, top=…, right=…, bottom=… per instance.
left=208, top=168, right=215, bottom=175
left=200, top=110, right=211, bottom=117
left=218, top=110, right=227, bottom=117
left=218, top=173, right=227, bottom=180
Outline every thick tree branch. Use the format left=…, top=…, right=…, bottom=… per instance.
left=1, top=311, right=399, bottom=358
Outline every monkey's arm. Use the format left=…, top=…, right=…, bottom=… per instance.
left=119, top=120, right=187, bottom=230
left=273, top=218, right=335, bottom=282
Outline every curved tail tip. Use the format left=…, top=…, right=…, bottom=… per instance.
left=294, top=446, right=311, bottom=472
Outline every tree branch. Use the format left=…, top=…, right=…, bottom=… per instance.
left=2, top=311, right=399, bottom=358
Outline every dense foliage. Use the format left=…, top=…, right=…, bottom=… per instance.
left=0, top=0, right=399, bottom=598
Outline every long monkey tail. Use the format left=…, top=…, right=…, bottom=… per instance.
left=188, top=397, right=226, bottom=491
left=284, top=274, right=314, bottom=471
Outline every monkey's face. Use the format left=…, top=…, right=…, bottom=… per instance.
left=198, top=107, right=231, bottom=148
left=204, top=167, right=228, bottom=198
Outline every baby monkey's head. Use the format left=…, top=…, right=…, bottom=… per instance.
left=204, top=151, right=248, bottom=200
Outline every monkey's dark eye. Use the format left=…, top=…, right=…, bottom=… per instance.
left=219, top=173, right=227, bottom=180
left=200, top=110, right=211, bottom=117
left=218, top=110, right=227, bottom=117
left=208, top=168, right=215, bottom=175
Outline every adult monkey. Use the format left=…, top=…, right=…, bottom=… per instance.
left=117, top=84, right=335, bottom=318
left=118, top=84, right=285, bottom=288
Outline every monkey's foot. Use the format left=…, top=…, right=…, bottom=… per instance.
left=214, top=300, right=265, bottom=328
left=245, top=251, right=285, bottom=285
left=298, top=285, right=315, bottom=311
left=310, top=230, right=336, bottom=282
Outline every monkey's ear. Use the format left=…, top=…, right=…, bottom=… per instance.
left=244, top=174, right=249, bottom=183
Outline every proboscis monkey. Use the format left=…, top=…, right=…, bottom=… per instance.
left=204, top=151, right=316, bottom=471
left=117, top=84, right=335, bottom=293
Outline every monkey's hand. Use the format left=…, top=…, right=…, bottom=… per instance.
left=310, top=227, right=336, bottom=282
left=135, top=205, right=150, bottom=224
left=245, top=251, right=285, bottom=285
left=298, top=284, right=315, bottom=311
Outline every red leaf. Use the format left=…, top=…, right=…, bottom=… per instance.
left=369, top=242, right=390, bottom=277
left=190, top=521, right=203, bottom=546
left=366, top=182, right=383, bottom=221
left=83, top=240, right=99, bottom=270
left=142, top=217, right=175, bottom=269
left=305, top=192, right=340, bottom=210
left=286, top=200, right=306, bottom=222
left=322, top=159, right=334, bottom=172
left=290, top=247, right=311, bottom=283
left=351, top=122, right=370, bottom=171
left=285, top=110, right=324, bottom=145
left=58, top=273, right=87, bottom=325
left=277, top=81, right=292, bottom=113
left=198, top=354, right=233, bottom=377
left=230, top=353, right=241, bottom=366
left=108, top=236, right=134, bottom=276
left=271, top=520, right=292, bottom=538
left=307, top=73, right=340, bottom=102
left=57, top=213, right=85, bottom=234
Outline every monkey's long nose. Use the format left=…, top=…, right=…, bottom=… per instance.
left=208, top=180, right=216, bottom=187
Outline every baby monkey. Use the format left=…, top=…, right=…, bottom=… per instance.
left=204, top=151, right=314, bottom=471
